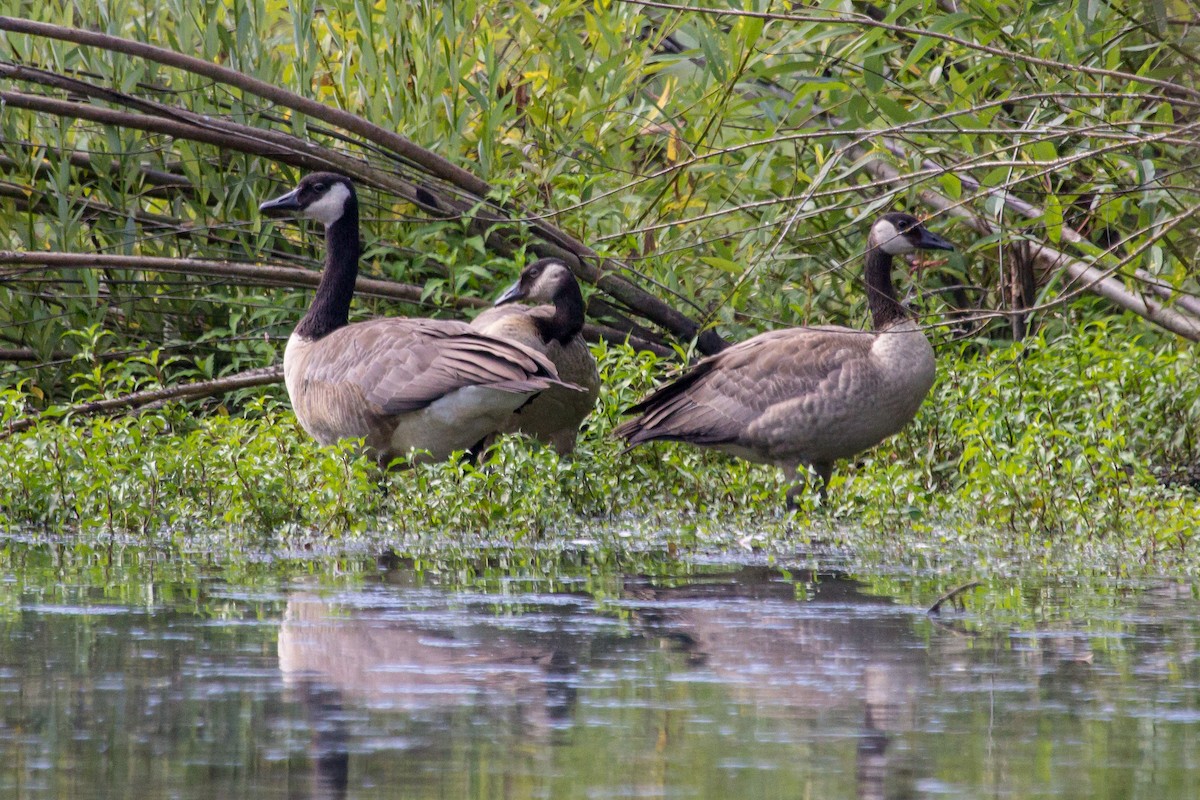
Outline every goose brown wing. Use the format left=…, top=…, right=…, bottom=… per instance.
left=615, top=327, right=873, bottom=445
left=304, top=318, right=563, bottom=415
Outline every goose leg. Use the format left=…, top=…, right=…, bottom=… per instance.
left=785, top=462, right=834, bottom=509
left=785, top=464, right=809, bottom=509
left=548, top=429, right=578, bottom=458
left=376, top=449, right=413, bottom=472
left=467, top=433, right=498, bottom=465
left=785, top=481, right=806, bottom=510
left=813, top=462, right=833, bottom=501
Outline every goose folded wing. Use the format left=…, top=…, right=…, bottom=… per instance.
left=619, top=328, right=874, bottom=444
left=304, top=319, right=562, bottom=415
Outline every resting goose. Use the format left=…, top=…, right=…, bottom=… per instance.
left=614, top=212, right=955, bottom=506
left=258, top=172, right=572, bottom=466
left=470, top=258, right=600, bottom=455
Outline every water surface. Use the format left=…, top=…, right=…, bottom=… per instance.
left=1, top=542, right=1198, bottom=798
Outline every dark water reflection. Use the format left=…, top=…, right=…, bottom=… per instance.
left=1, top=548, right=1199, bottom=799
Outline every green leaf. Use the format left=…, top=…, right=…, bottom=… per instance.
left=940, top=173, right=963, bottom=200
left=699, top=257, right=744, bottom=274
left=1044, top=193, right=1063, bottom=243
left=1028, top=139, right=1057, bottom=164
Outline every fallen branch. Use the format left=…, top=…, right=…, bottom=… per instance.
left=1, top=365, right=283, bottom=438
left=927, top=581, right=982, bottom=615
left=0, top=250, right=673, bottom=356
left=0, top=347, right=69, bottom=362
left=0, top=250, right=441, bottom=304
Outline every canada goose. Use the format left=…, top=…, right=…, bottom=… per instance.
left=258, top=172, right=573, bottom=466
left=614, top=212, right=955, bottom=506
left=470, top=258, right=600, bottom=455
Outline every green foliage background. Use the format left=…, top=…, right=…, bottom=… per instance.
left=0, top=0, right=1197, bottom=568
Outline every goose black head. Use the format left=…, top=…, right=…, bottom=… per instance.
left=259, top=172, right=357, bottom=227
left=495, top=258, right=576, bottom=306
left=869, top=212, right=955, bottom=256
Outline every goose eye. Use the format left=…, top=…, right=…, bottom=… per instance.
left=312, top=182, right=327, bottom=193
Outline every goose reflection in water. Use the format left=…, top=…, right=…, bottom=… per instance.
left=623, top=567, right=925, bottom=800
left=279, top=594, right=579, bottom=724
left=278, top=564, right=931, bottom=800
left=278, top=569, right=592, bottom=800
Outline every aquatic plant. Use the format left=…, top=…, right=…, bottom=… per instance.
left=0, top=322, right=1196, bottom=575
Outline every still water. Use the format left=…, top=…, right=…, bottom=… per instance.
left=1, top=541, right=1198, bottom=799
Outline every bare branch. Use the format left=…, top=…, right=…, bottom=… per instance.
left=0, top=251, right=671, bottom=357
left=928, top=581, right=981, bottom=615
left=0, top=150, right=190, bottom=196
left=0, top=250, right=447, bottom=305
left=0, top=347, right=69, bottom=362
left=1, top=365, right=284, bottom=438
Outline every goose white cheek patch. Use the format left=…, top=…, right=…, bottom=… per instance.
left=530, top=264, right=570, bottom=301
left=304, top=182, right=352, bottom=226
left=873, top=219, right=914, bottom=255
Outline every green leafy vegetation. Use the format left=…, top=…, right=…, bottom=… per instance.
left=0, top=0, right=1197, bottom=571
left=1, top=322, right=1196, bottom=574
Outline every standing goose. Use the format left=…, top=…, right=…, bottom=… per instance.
left=470, top=258, right=601, bottom=455
left=258, top=172, right=573, bottom=467
left=614, top=212, right=955, bottom=506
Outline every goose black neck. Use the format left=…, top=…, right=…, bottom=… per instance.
left=864, top=246, right=911, bottom=329
left=295, top=199, right=360, bottom=340
left=535, top=280, right=585, bottom=345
